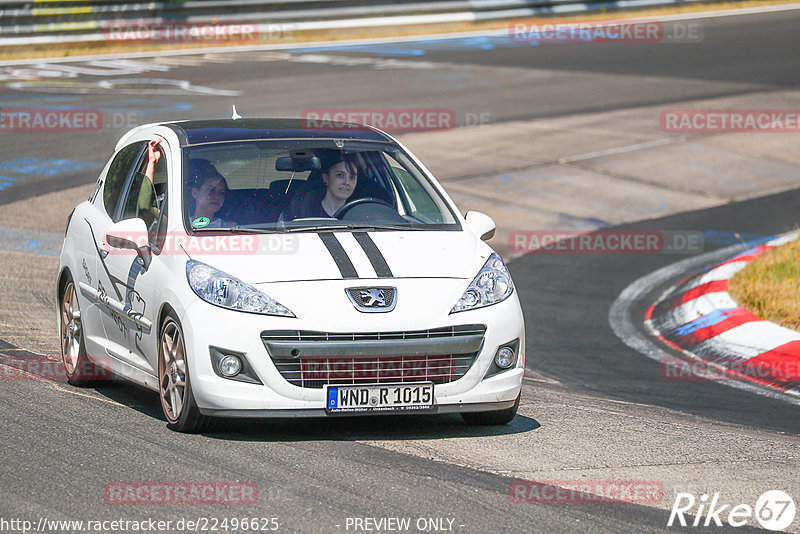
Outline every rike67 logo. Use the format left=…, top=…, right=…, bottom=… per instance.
left=668, top=490, right=796, bottom=530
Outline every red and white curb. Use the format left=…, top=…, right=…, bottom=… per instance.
left=645, top=232, right=800, bottom=395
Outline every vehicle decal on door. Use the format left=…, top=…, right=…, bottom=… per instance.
left=80, top=281, right=151, bottom=332
left=84, top=219, right=152, bottom=336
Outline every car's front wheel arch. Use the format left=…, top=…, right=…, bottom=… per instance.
left=56, top=266, right=73, bottom=304
left=158, top=310, right=208, bottom=433
left=156, top=302, right=178, bottom=354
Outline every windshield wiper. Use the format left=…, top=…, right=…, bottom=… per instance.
left=192, top=224, right=425, bottom=234
left=192, top=226, right=277, bottom=234
left=281, top=224, right=423, bottom=233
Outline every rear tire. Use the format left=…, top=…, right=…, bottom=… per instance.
left=461, top=394, right=520, bottom=426
left=59, top=275, right=98, bottom=386
left=158, top=313, right=207, bottom=433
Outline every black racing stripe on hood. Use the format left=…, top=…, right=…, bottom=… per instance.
left=318, top=233, right=358, bottom=279
left=352, top=232, right=393, bottom=278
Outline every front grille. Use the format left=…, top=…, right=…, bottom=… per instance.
left=262, top=325, right=485, bottom=389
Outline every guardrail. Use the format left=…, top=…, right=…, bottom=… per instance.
left=0, top=0, right=711, bottom=45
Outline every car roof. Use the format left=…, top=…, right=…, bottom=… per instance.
left=160, top=118, right=394, bottom=147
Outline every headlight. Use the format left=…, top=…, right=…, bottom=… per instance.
left=186, top=260, right=295, bottom=317
left=451, top=253, right=514, bottom=313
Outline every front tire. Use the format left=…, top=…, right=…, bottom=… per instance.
left=461, top=394, right=520, bottom=426
left=158, top=313, right=207, bottom=433
left=59, top=275, right=98, bottom=386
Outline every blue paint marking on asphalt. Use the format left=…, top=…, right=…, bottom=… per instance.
left=0, top=176, right=23, bottom=191
left=702, top=230, right=769, bottom=246
left=112, top=99, right=193, bottom=116
left=669, top=308, right=738, bottom=338
left=0, top=158, right=102, bottom=176
left=732, top=246, right=767, bottom=260
left=697, top=231, right=775, bottom=273
left=0, top=97, right=193, bottom=121
left=0, top=104, right=82, bottom=111
left=0, top=95, right=81, bottom=102
left=288, top=35, right=538, bottom=56
left=557, top=213, right=613, bottom=230
left=0, top=225, right=62, bottom=257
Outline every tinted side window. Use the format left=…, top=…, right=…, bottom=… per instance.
left=150, top=190, right=169, bottom=251
left=103, top=142, right=146, bottom=220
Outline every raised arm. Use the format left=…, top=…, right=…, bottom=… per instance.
left=138, top=137, right=163, bottom=210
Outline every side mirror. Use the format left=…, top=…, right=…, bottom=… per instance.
left=105, top=218, right=152, bottom=269
left=465, top=211, right=496, bottom=241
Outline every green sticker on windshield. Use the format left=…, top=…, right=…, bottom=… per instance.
left=192, top=217, right=210, bottom=228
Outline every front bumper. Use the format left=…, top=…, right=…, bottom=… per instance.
left=179, top=280, right=525, bottom=417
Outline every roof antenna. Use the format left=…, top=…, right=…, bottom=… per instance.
left=232, top=105, right=243, bottom=120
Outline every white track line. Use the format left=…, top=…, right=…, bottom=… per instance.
left=558, top=137, right=685, bottom=164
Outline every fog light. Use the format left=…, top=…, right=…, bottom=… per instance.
left=219, top=354, right=242, bottom=377
left=494, top=346, right=516, bottom=369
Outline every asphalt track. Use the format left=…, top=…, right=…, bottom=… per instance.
left=1, top=7, right=799, bottom=534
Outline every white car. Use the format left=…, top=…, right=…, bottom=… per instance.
left=57, top=119, right=525, bottom=432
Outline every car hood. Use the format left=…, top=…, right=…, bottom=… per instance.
left=185, top=230, right=488, bottom=283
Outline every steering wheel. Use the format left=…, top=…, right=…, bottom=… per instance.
left=333, top=197, right=394, bottom=218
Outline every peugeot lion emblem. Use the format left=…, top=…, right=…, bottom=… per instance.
left=360, top=289, right=386, bottom=307
left=345, top=287, right=397, bottom=313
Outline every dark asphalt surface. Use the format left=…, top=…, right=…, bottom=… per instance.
left=0, top=7, right=798, bottom=534
left=515, top=187, right=800, bottom=435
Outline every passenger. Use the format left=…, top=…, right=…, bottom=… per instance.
left=282, top=155, right=359, bottom=220
left=186, top=159, right=236, bottom=228
left=137, top=137, right=165, bottom=230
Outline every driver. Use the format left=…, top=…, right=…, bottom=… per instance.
left=282, top=154, right=358, bottom=220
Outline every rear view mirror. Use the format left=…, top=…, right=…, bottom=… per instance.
left=275, top=154, right=320, bottom=172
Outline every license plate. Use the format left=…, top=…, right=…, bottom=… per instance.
left=326, top=382, right=434, bottom=414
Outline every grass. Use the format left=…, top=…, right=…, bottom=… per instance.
left=729, top=237, right=800, bottom=331
left=0, top=0, right=796, bottom=61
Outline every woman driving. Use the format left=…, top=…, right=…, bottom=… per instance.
left=281, top=154, right=359, bottom=220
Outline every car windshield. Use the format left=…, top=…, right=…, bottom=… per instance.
left=182, top=139, right=459, bottom=232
